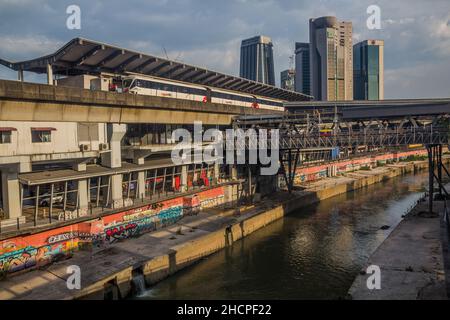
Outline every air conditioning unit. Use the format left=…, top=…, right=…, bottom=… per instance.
left=99, top=143, right=109, bottom=151
left=79, top=144, right=90, bottom=152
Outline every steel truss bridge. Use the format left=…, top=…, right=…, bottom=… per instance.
left=232, top=99, right=450, bottom=214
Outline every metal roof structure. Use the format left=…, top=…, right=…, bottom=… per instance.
left=284, top=98, right=450, bottom=109
left=0, top=37, right=312, bottom=102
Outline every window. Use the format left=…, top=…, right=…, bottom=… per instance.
left=0, top=131, right=11, bottom=144
left=31, top=128, right=54, bottom=143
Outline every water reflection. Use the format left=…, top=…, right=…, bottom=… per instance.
left=136, top=172, right=428, bottom=300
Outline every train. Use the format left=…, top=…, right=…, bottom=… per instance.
left=120, top=74, right=285, bottom=111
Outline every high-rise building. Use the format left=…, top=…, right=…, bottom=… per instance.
left=294, top=42, right=310, bottom=95
left=240, top=36, right=275, bottom=85
left=309, top=16, right=353, bottom=101
left=280, top=69, right=295, bottom=91
left=353, top=39, right=384, bottom=100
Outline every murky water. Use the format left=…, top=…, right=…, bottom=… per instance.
left=135, top=172, right=429, bottom=300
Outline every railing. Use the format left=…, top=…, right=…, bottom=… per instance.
left=233, top=126, right=449, bottom=150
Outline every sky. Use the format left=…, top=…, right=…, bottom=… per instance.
left=0, top=0, right=449, bottom=99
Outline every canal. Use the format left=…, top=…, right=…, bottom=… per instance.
left=134, top=171, right=429, bottom=300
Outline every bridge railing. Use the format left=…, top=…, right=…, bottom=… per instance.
left=232, top=126, right=449, bottom=151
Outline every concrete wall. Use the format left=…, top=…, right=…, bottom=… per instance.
left=0, top=80, right=279, bottom=125
left=0, top=121, right=107, bottom=157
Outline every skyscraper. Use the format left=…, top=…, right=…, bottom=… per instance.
left=309, top=16, right=353, bottom=101
left=280, top=69, right=295, bottom=91
left=240, top=36, right=275, bottom=85
left=353, top=40, right=384, bottom=100
left=294, top=42, right=310, bottom=95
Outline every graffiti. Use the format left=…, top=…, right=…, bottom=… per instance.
left=0, top=185, right=225, bottom=277
left=0, top=242, right=74, bottom=275
left=105, top=222, right=139, bottom=243
left=58, top=210, right=77, bottom=221
left=199, top=195, right=225, bottom=209
left=47, top=232, right=92, bottom=244
left=101, top=205, right=183, bottom=244
left=123, top=209, right=155, bottom=222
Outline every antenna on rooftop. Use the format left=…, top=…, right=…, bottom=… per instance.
left=289, top=55, right=294, bottom=70
left=162, top=46, right=169, bottom=60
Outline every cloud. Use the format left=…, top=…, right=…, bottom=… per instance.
left=0, top=35, right=63, bottom=59
left=385, top=60, right=450, bottom=99
left=0, top=0, right=449, bottom=98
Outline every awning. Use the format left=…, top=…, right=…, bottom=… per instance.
left=31, top=127, right=57, bottom=131
left=18, top=156, right=220, bottom=186
left=0, top=127, right=17, bottom=132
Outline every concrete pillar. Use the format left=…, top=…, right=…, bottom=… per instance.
left=46, top=64, right=53, bottom=85
left=101, top=124, right=126, bottom=169
left=110, top=174, right=123, bottom=208
left=181, top=165, right=188, bottom=192
left=214, top=162, right=220, bottom=182
left=133, top=157, right=146, bottom=201
left=18, top=69, right=24, bottom=82
left=1, top=170, right=25, bottom=227
left=229, top=165, right=237, bottom=180
left=101, top=124, right=126, bottom=208
left=73, top=163, right=88, bottom=215
left=137, top=171, right=146, bottom=199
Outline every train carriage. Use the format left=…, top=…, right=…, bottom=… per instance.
left=122, top=74, right=284, bottom=111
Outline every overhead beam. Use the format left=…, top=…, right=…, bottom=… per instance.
left=116, top=54, right=142, bottom=72
left=175, top=67, right=197, bottom=80
left=73, top=45, right=104, bottom=66
left=194, top=73, right=218, bottom=84
left=213, top=77, right=236, bottom=87
left=204, top=75, right=226, bottom=86
left=159, top=64, right=185, bottom=78
left=228, top=79, right=246, bottom=90
left=149, top=61, right=173, bottom=75
left=132, top=57, right=158, bottom=73
left=98, top=49, right=125, bottom=68
left=183, top=70, right=207, bottom=82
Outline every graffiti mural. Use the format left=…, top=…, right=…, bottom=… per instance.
left=0, top=185, right=226, bottom=277
left=101, top=205, right=183, bottom=244
left=0, top=239, right=79, bottom=275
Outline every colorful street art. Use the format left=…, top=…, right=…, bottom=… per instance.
left=292, top=149, right=428, bottom=184
left=0, top=186, right=226, bottom=277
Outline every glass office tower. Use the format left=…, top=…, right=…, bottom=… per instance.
left=240, top=36, right=275, bottom=86
left=294, top=42, right=310, bottom=95
left=353, top=40, right=384, bottom=100
left=309, top=16, right=353, bottom=101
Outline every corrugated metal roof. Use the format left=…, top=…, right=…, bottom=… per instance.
left=0, top=37, right=312, bottom=102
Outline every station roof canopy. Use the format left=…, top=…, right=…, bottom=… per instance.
left=0, top=37, right=312, bottom=102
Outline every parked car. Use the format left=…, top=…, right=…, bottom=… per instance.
left=39, top=194, right=64, bottom=207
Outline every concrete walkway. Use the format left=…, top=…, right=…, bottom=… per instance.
left=348, top=197, right=449, bottom=300
left=0, top=201, right=273, bottom=300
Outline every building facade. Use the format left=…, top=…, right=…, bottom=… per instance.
left=353, top=39, right=384, bottom=100
left=240, top=36, right=275, bottom=86
left=309, top=16, right=353, bottom=101
left=294, top=42, right=311, bottom=95
left=280, top=69, right=295, bottom=91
